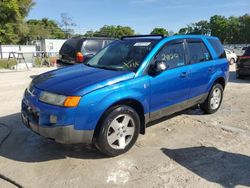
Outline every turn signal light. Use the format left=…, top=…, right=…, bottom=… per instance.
left=64, top=96, right=81, bottom=107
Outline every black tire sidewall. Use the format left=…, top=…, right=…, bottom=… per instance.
left=202, top=84, right=224, bottom=114
left=94, top=105, right=140, bottom=157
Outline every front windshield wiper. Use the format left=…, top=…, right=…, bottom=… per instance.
left=85, top=63, right=95, bottom=68
left=89, top=64, right=123, bottom=71
left=97, top=65, right=123, bottom=71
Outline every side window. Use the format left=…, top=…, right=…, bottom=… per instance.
left=187, top=41, right=212, bottom=64
left=156, top=43, right=186, bottom=69
left=83, top=40, right=103, bottom=53
left=208, top=38, right=226, bottom=58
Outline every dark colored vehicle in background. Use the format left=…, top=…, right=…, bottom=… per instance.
left=57, top=37, right=114, bottom=65
left=236, top=46, right=250, bottom=79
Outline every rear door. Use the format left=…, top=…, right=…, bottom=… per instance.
left=186, top=38, right=214, bottom=102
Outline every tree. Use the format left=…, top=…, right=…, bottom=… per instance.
left=226, top=16, right=241, bottom=43
left=0, top=0, right=35, bottom=44
left=150, top=28, right=169, bottom=36
left=180, top=21, right=210, bottom=35
left=26, top=18, right=66, bottom=41
left=84, top=25, right=135, bottom=38
left=178, top=27, right=188, bottom=35
left=210, top=15, right=228, bottom=43
left=238, top=14, right=250, bottom=43
left=60, top=13, right=76, bottom=38
left=83, top=30, right=95, bottom=37
left=193, top=20, right=210, bottom=35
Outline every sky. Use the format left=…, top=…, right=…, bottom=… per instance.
left=28, top=0, right=250, bottom=34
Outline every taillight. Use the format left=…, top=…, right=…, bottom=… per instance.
left=76, top=52, right=84, bottom=63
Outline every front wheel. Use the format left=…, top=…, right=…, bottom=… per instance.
left=201, top=84, right=224, bottom=114
left=93, top=105, right=140, bottom=157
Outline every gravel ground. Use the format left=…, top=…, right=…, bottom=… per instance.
left=0, top=66, right=250, bottom=188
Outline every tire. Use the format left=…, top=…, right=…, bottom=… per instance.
left=201, top=83, right=224, bottom=114
left=93, top=105, right=140, bottom=157
left=229, top=58, right=235, bottom=65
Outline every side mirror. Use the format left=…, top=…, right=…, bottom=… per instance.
left=151, top=60, right=168, bottom=74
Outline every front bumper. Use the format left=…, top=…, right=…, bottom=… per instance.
left=21, top=112, right=94, bottom=144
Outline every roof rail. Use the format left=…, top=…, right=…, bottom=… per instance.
left=121, top=34, right=165, bottom=40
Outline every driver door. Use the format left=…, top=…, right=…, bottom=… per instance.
left=149, top=39, right=191, bottom=120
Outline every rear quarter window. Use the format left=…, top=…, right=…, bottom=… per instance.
left=83, top=40, right=104, bottom=53
left=207, top=38, right=226, bottom=59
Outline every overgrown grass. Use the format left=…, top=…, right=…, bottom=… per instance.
left=0, top=59, right=17, bottom=69
left=0, top=57, right=58, bottom=69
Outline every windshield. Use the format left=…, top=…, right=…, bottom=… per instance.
left=86, top=40, right=158, bottom=72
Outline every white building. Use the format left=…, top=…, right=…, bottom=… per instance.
left=32, top=39, right=67, bottom=56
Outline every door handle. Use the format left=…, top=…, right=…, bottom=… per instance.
left=208, top=67, right=214, bottom=71
left=180, top=72, right=188, bottom=77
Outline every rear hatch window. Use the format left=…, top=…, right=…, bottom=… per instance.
left=82, top=40, right=103, bottom=54
left=243, top=47, right=250, bottom=56
left=60, top=38, right=82, bottom=58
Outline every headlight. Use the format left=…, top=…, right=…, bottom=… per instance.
left=39, top=91, right=81, bottom=107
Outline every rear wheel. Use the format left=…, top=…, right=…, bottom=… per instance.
left=93, top=105, right=140, bottom=156
left=201, top=84, right=223, bottom=114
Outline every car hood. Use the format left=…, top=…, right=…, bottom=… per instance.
left=32, top=64, right=135, bottom=96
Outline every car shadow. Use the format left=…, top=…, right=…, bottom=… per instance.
left=229, top=71, right=250, bottom=83
left=161, top=146, right=250, bottom=188
left=0, top=113, right=106, bottom=163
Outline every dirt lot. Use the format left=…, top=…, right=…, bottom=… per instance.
left=0, top=66, right=250, bottom=188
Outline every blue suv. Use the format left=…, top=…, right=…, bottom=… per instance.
left=21, top=35, right=229, bottom=156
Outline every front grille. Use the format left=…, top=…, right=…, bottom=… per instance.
left=22, top=102, right=39, bottom=124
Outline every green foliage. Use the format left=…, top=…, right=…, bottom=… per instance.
left=83, top=30, right=95, bottom=37
left=238, top=14, right=250, bottom=43
left=178, top=14, right=250, bottom=44
left=0, top=59, right=16, bottom=69
left=150, top=28, right=169, bottom=36
left=0, top=0, right=34, bottom=44
left=26, top=18, right=66, bottom=41
left=0, top=1, right=67, bottom=43
left=187, top=20, right=211, bottom=35
left=84, top=25, right=135, bottom=39
left=0, top=0, right=250, bottom=45
left=210, top=15, right=228, bottom=43
left=178, top=27, right=188, bottom=35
